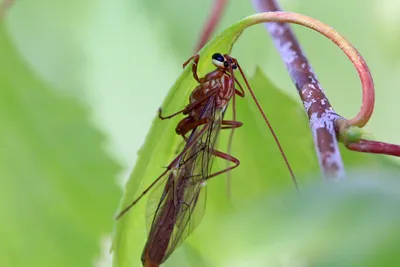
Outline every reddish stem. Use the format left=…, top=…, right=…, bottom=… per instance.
left=346, top=139, right=400, bottom=157
left=195, top=0, right=229, bottom=52
left=0, top=0, right=14, bottom=19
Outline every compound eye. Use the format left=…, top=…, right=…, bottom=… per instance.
left=212, top=53, right=225, bottom=68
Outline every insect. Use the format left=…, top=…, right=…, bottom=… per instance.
left=116, top=53, right=297, bottom=267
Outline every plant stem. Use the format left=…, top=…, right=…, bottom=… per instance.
left=195, top=0, right=229, bottom=52
left=0, top=0, right=14, bottom=19
left=251, top=0, right=346, bottom=179
left=346, top=139, right=400, bottom=157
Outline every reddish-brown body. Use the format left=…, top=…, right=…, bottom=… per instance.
left=175, top=69, right=234, bottom=137
left=191, top=70, right=234, bottom=112
left=141, top=57, right=239, bottom=267
left=142, top=174, right=186, bottom=266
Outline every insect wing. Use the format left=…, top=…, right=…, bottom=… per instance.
left=144, top=98, right=223, bottom=263
left=163, top=100, right=224, bottom=261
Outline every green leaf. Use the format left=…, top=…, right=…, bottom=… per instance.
left=112, top=14, right=256, bottom=267
left=0, top=26, right=121, bottom=267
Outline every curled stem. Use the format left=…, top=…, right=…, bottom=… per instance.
left=247, top=11, right=375, bottom=127
left=251, top=2, right=400, bottom=164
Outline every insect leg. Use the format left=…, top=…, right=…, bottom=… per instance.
left=173, top=117, right=214, bottom=149
left=183, top=90, right=218, bottom=115
left=234, top=78, right=245, bottom=97
left=205, top=150, right=240, bottom=180
left=177, top=118, right=209, bottom=137
left=159, top=90, right=218, bottom=121
left=225, top=102, right=238, bottom=197
left=221, top=120, right=243, bottom=130
left=182, top=54, right=201, bottom=83
left=158, top=107, right=186, bottom=120
left=220, top=119, right=242, bottom=195
left=116, top=121, right=211, bottom=219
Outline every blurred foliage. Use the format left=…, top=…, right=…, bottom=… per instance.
left=194, top=171, right=400, bottom=267
left=0, top=15, right=120, bottom=267
left=1, top=0, right=399, bottom=267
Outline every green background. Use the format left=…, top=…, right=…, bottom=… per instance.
left=1, top=1, right=399, bottom=267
